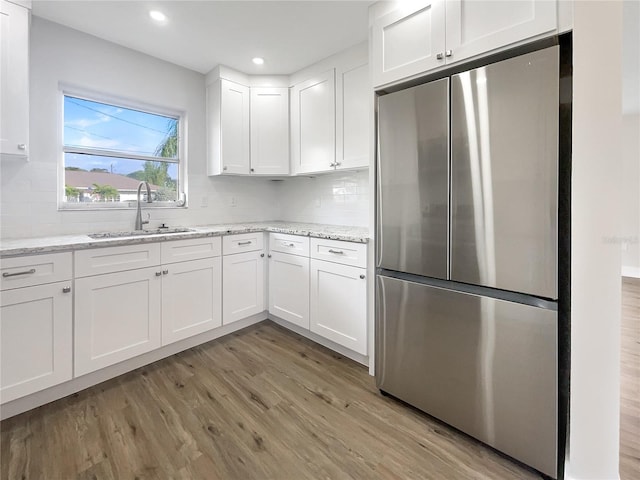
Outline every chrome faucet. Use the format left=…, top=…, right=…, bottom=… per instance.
left=134, top=181, right=153, bottom=230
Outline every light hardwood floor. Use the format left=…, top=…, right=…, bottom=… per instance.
left=1, top=320, right=544, bottom=480
left=621, top=277, right=640, bottom=480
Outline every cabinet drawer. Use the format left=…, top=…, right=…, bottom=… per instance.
left=223, top=232, right=264, bottom=255
left=75, top=243, right=161, bottom=278
left=161, top=236, right=222, bottom=264
left=269, top=233, right=309, bottom=257
left=310, top=238, right=367, bottom=268
left=1, top=252, right=72, bottom=290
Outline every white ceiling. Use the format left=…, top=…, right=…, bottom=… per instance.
left=32, top=1, right=372, bottom=75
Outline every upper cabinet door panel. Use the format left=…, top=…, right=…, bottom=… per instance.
left=291, top=69, right=336, bottom=174
left=0, top=0, right=29, bottom=158
left=445, top=0, right=557, bottom=64
left=220, top=79, right=250, bottom=174
left=372, top=0, right=446, bottom=88
left=250, top=87, right=290, bottom=175
left=336, top=63, right=369, bottom=170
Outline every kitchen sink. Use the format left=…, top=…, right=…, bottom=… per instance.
left=88, top=227, right=195, bottom=239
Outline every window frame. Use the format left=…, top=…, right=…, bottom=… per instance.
left=58, top=86, right=188, bottom=210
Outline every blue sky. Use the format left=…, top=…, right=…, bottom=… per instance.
left=63, top=96, right=178, bottom=177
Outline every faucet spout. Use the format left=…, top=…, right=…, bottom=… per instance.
left=134, top=181, right=153, bottom=230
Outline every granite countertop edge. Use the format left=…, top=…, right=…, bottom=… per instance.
left=0, top=222, right=370, bottom=257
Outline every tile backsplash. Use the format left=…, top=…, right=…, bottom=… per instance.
left=277, top=170, right=369, bottom=228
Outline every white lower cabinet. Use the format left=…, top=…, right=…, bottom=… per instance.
left=161, top=257, right=222, bottom=346
left=268, top=251, right=309, bottom=329
left=74, top=267, right=162, bottom=376
left=1, top=281, right=73, bottom=403
left=223, top=250, right=265, bottom=325
left=310, top=258, right=367, bottom=355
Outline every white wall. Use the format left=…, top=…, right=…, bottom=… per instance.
left=277, top=170, right=369, bottom=227
left=567, top=1, right=623, bottom=479
left=0, top=18, right=281, bottom=239
left=621, top=0, right=640, bottom=277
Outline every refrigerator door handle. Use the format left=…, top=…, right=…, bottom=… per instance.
left=376, top=104, right=383, bottom=267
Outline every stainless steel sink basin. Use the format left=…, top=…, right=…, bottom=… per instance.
left=88, top=227, right=195, bottom=239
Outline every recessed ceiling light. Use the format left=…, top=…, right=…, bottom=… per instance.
left=252, top=57, right=265, bottom=65
left=149, top=10, right=167, bottom=22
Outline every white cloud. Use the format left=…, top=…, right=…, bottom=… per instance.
left=76, top=136, right=121, bottom=149
left=65, top=113, right=111, bottom=129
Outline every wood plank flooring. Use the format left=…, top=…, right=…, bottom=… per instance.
left=1, top=320, right=544, bottom=480
left=621, top=277, right=640, bottom=480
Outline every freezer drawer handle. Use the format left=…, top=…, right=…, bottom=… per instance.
left=328, top=249, right=344, bottom=255
left=3, top=268, right=36, bottom=278
left=238, top=241, right=252, bottom=246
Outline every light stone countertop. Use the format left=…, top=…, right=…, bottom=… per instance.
left=0, top=222, right=370, bottom=257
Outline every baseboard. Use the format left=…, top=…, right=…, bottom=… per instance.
left=621, top=265, right=640, bottom=278
left=268, top=314, right=370, bottom=368
left=0, top=313, right=267, bottom=420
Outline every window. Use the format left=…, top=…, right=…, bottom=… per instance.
left=61, top=93, right=184, bottom=208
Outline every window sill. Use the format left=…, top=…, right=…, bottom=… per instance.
left=59, top=202, right=187, bottom=211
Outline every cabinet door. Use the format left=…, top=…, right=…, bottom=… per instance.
left=291, top=70, right=336, bottom=174
left=310, top=259, right=367, bottom=355
left=445, top=0, right=556, bottom=64
left=220, top=79, right=250, bottom=174
left=75, top=268, right=161, bottom=376
left=268, top=251, right=309, bottom=329
left=1, top=282, right=72, bottom=403
left=250, top=87, right=290, bottom=175
left=336, top=62, right=369, bottom=170
left=372, top=0, right=446, bottom=88
left=162, top=257, right=222, bottom=346
left=0, top=0, right=29, bottom=158
left=222, top=251, right=265, bottom=325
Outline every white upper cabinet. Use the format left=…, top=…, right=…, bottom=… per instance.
left=372, top=0, right=446, bottom=88
left=207, top=79, right=251, bottom=175
left=372, top=0, right=558, bottom=88
left=290, top=69, right=336, bottom=175
left=445, top=0, right=557, bottom=64
left=336, top=62, right=370, bottom=170
left=250, top=87, right=290, bottom=175
left=0, top=0, right=30, bottom=159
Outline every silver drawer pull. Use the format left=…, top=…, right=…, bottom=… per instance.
left=285, top=243, right=295, bottom=247
left=328, top=249, right=344, bottom=255
left=238, top=241, right=252, bottom=246
left=62, top=286, right=71, bottom=293
left=3, top=268, right=36, bottom=278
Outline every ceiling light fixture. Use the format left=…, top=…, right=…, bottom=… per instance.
left=252, top=57, right=265, bottom=65
left=149, top=10, right=167, bottom=22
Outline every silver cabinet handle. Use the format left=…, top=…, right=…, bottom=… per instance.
left=445, top=50, right=453, bottom=57
left=3, top=268, right=36, bottom=278
left=238, top=241, right=252, bottom=246
left=162, top=269, right=168, bottom=275
left=330, top=162, right=336, bottom=167
left=155, top=271, right=162, bottom=277
left=223, top=166, right=228, bottom=171
left=268, top=254, right=272, bottom=258
left=335, top=162, right=342, bottom=167
left=62, top=286, right=71, bottom=293
left=250, top=168, right=255, bottom=172
left=285, top=243, right=295, bottom=247
left=359, top=274, right=365, bottom=279
left=436, top=52, right=444, bottom=60
left=328, top=249, right=344, bottom=255
left=260, top=253, right=265, bottom=257
left=17, top=144, right=26, bottom=150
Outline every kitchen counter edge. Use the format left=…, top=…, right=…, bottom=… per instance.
left=0, top=222, right=370, bottom=258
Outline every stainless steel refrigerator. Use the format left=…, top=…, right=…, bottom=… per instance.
left=376, top=46, right=559, bottom=477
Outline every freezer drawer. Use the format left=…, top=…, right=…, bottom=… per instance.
left=450, top=46, right=559, bottom=299
left=377, top=77, right=449, bottom=280
left=376, top=275, right=557, bottom=477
